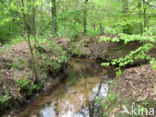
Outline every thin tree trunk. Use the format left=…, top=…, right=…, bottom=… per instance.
left=21, top=0, right=38, bottom=82
left=51, top=0, right=57, bottom=37
left=92, top=23, right=96, bottom=31
left=143, top=0, right=149, bottom=31
left=83, top=0, right=88, bottom=35
left=99, top=23, right=103, bottom=34
left=143, top=9, right=147, bottom=29
left=147, top=15, right=150, bottom=29
left=143, top=0, right=146, bottom=28
left=122, top=0, right=129, bottom=33
left=138, top=0, right=143, bottom=34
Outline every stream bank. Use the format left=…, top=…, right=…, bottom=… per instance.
left=99, top=65, right=156, bottom=117
left=58, top=35, right=156, bottom=65
left=0, top=41, right=69, bottom=116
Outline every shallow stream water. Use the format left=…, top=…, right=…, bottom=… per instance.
left=17, top=58, right=114, bottom=117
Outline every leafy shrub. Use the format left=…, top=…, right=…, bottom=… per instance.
left=69, top=42, right=90, bottom=57
left=103, top=26, right=122, bottom=35
left=98, top=29, right=156, bottom=75
left=79, top=39, right=90, bottom=47
left=37, top=40, right=69, bottom=77
left=14, top=78, right=44, bottom=97
left=106, top=94, right=116, bottom=103
left=8, top=63, right=20, bottom=69
left=0, top=94, right=11, bottom=113
left=57, top=22, right=82, bottom=40
left=0, top=95, right=11, bottom=105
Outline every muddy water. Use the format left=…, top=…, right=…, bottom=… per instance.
left=17, top=58, right=114, bottom=117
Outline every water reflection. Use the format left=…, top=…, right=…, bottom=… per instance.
left=17, top=58, right=114, bottom=117
left=40, top=78, right=109, bottom=117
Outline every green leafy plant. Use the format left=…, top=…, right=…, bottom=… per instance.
left=0, top=95, right=11, bottom=104
left=14, top=78, right=44, bottom=97
left=37, top=40, right=69, bottom=78
left=94, top=96, right=100, bottom=102
left=9, top=63, right=20, bottom=69
left=99, top=31, right=156, bottom=75
left=106, top=94, right=116, bottom=103
left=0, top=94, right=11, bottom=112
left=137, top=105, right=148, bottom=115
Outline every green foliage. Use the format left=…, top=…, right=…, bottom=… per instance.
left=87, top=28, right=101, bottom=36
left=0, top=95, right=11, bottom=104
left=115, top=68, right=122, bottom=76
left=95, top=93, right=119, bottom=117
left=58, top=21, right=82, bottom=40
left=99, top=30, right=156, bottom=74
left=137, top=105, right=147, bottom=114
left=79, top=39, right=90, bottom=47
left=0, top=94, right=12, bottom=113
left=8, top=63, right=20, bottom=69
left=41, top=54, right=62, bottom=72
left=37, top=40, right=69, bottom=77
left=0, top=1, right=19, bottom=43
left=150, top=58, right=156, bottom=69
left=106, top=94, right=116, bottom=103
left=94, top=96, right=100, bottom=102
left=69, top=42, right=90, bottom=57
left=14, top=78, right=44, bottom=97
left=101, top=63, right=110, bottom=67
left=70, top=42, right=81, bottom=56
left=98, top=33, right=156, bottom=44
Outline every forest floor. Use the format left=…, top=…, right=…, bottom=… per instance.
left=107, top=60, right=156, bottom=116
left=118, top=65, right=156, bottom=102
left=102, top=65, right=156, bottom=117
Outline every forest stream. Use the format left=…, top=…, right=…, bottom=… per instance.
left=17, top=58, right=115, bottom=117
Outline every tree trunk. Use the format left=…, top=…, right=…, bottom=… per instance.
left=122, top=0, right=128, bottom=14
left=83, top=0, right=88, bottom=35
left=21, top=0, right=38, bottom=82
left=92, top=23, right=96, bottom=31
left=143, top=1, right=148, bottom=31
left=122, top=0, right=129, bottom=33
left=99, top=23, right=103, bottom=34
left=51, top=0, right=57, bottom=37
left=138, top=0, right=143, bottom=34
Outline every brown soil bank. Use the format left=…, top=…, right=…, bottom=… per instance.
left=0, top=41, right=68, bottom=115
left=59, top=35, right=156, bottom=63
left=119, top=65, right=156, bottom=101
left=105, top=65, right=156, bottom=116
